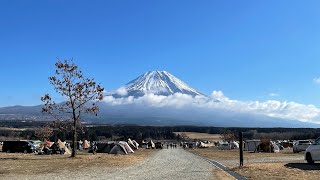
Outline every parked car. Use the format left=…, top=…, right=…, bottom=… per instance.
left=217, top=143, right=231, bottom=150
left=293, top=140, right=312, bottom=153
left=2, top=141, right=36, bottom=153
left=305, top=137, right=320, bottom=164
left=155, top=142, right=163, bottom=149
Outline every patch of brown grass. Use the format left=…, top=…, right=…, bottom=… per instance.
left=212, top=169, right=235, bottom=180
left=174, top=132, right=221, bottom=141
left=234, top=163, right=320, bottom=180
left=0, top=149, right=155, bottom=176
left=189, top=147, right=319, bottom=179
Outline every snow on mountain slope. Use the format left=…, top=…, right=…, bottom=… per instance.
left=110, top=71, right=203, bottom=97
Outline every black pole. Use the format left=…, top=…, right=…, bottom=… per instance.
left=239, top=132, right=243, bottom=167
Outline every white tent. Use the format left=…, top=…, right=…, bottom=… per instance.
left=128, top=139, right=138, bottom=150
left=132, top=140, right=139, bottom=149
left=199, top=141, right=214, bottom=148
left=148, top=140, right=155, bottom=149
left=230, top=141, right=239, bottom=149
left=119, top=141, right=134, bottom=153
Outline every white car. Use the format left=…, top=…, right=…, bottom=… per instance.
left=305, top=138, right=320, bottom=164
left=293, top=140, right=311, bottom=153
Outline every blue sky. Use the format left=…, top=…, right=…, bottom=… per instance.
left=1, top=1, right=320, bottom=107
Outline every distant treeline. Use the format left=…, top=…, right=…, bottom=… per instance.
left=0, top=120, right=320, bottom=141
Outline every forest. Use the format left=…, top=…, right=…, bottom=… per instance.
left=1, top=120, right=320, bottom=142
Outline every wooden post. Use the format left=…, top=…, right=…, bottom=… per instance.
left=239, top=132, right=244, bottom=167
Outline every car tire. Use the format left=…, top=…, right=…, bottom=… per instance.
left=306, top=153, right=314, bottom=164
left=23, top=150, right=28, bottom=154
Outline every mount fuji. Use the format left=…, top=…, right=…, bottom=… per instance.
left=109, top=71, right=203, bottom=98
left=0, top=70, right=319, bottom=127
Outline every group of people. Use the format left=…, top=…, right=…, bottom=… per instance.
left=166, top=143, right=177, bottom=149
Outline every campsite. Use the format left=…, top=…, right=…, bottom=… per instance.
left=2, top=131, right=320, bottom=179
left=180, top=132, right=320, bottom=179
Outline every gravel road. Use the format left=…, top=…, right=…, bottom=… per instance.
left=4, top=148, right=217, bottom=180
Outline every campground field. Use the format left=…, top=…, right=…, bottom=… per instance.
left=188, top=148, right=309, bottom=179
left=182, top=132, right=320, bottom=180
left=0, top=149, right=155, bottom=179
left=174, top=132, right=222, bottom=142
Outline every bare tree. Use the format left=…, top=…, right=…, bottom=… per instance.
left=41, top=59, right=104, bottom=157
left=221, top=130, right=236, bottom=142
left=35, top=126, right=53, bottom=141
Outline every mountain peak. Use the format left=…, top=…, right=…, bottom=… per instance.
left=111, top=71, right=203, bottom=97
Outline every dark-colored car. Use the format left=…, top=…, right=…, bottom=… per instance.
left=2, top=141, right=35, bottom=153
left=155, top=142, right=163, bottom=149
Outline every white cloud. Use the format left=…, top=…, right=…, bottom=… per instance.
left=313, top=77, right=320, bottom=84
left=103, top=90, right=320, bottom=124
left=115, top=87, right=128, bottom=96
left=269, top=93, right=279, bottom=97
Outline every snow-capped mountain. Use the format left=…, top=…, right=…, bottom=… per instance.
left=110, top=71, right=203, bottom=97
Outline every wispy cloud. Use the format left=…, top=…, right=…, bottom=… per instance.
left=269, top=93, right=279, bottom=97
left=313, top=77, right=320, bottom=84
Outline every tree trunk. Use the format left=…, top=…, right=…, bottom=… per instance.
left=71, top=119, right=77, bottom=157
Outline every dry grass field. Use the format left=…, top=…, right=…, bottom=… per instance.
left=189, top=147, right=320, bottom=180
left=233, top=162, right=320, bottom=180
left=0, top=149, right=155, bottom=176
left=174, top=132, right=221, bottom=142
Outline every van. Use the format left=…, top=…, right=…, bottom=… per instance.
left=305, top=137, right=320, bottom=164
left=2, top=141, right=35, bottom=153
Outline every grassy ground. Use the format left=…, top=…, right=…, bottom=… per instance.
left=233, top=162, right=320, bottom=180
left=189, top=147, right=320, bottom=180
left=0, top=149, right=155, bottom=176
left=174, top=132, right=221, bottom=142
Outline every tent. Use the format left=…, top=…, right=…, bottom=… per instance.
left=96, top=142, right=116, bottom=153
left=83, top=140, right=90, bottom=149
left=141, top=143, right=149, bottom=149
left=64, top=147, right=71, bottom=155
left=272, top=143, right=280, bottom=153
left=128, top=139, right=137, bottom=150
left=119, top=141, right=134, bottom=153
left=132, top=140, right=139, bottom=149
left=56, top=139, right=66, bottom=149
left=245, top=140, right=261, bottom=152
left=45, top=140, right=54, bottom=148
left=109, top=144, right=128, bottom=155
left=230, top=141, right=240, bottom=149
left=199, top=141, right=210, bottom=148
left=148, top=140, right=155, bottom=149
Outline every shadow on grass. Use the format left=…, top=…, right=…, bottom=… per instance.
left=285, top=163, right=320, bottom=170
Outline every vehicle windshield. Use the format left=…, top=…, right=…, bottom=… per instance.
left=314, top=138, right=320, bottom=145
left=299, top=141, right=310, bottom=144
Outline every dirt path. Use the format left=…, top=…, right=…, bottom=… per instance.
left=101, top=148, right=215, bottom=180
left=3, top=148, right=219, bottom=180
